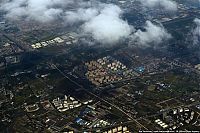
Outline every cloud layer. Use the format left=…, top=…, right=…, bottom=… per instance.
left=0, top=0, right=173, bottom=46
left=0, top=0, right=74, bottom=22
left=139, top=0, right=178, bottom=11
left=132, top=21, right=172, bottom=47
left=0, top=0, right=133, bottom=45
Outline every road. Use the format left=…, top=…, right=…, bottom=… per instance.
left=138, top=99, right=200, bottom=121
left=2, top=34, right=30, bottom=52
left=49, top=63, right=149, bottom=130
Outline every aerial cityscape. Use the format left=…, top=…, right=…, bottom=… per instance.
left=0, top=0, right=200, bottom=132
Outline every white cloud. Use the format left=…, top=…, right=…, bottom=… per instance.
left=82, top=4, right=133, bottom=44
left=192, top=18, right=200, bottom=45
left=64, top=8, right=99, bottom=24
left=0, top=0, right=81, bottom=22
left=133, top=21, right=172, bottom=47
left=139, top=0, right=178, bottom=11
left=186, top=18, right=200, bottom=57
